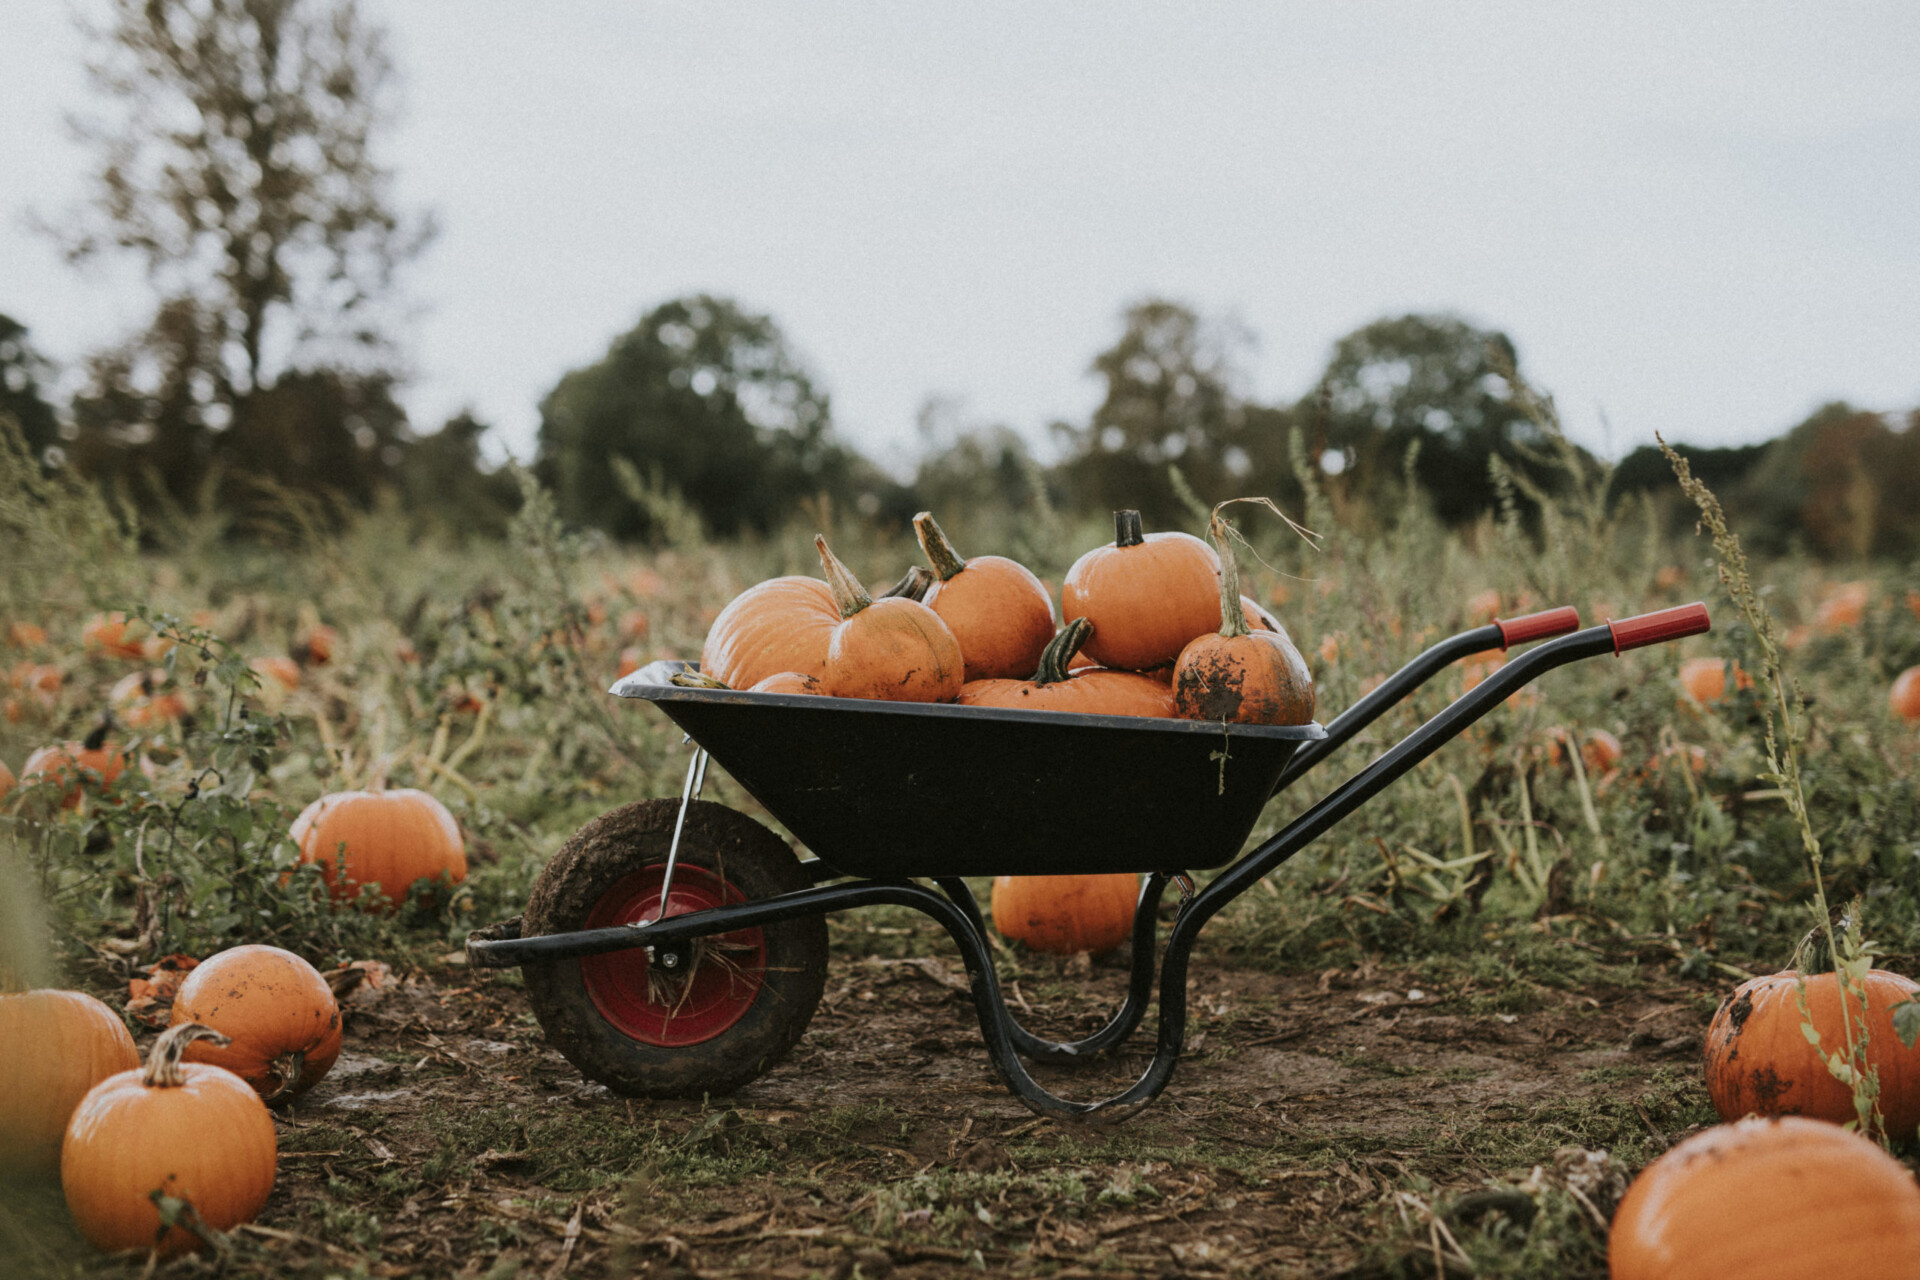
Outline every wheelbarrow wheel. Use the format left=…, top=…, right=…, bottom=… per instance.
left=521, top=798, right=828, bottom=1098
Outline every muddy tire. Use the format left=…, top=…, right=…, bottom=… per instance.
left=521, top=799, right=828, bottom=1098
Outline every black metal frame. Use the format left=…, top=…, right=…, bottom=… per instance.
left=469, top=612, right=1658, bottom=1120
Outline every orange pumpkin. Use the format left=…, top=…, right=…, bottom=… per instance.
left=749, top=671, right=825, bottom=695
left=1608, top=1116, right=1920, bottom=1279
left=1703, top=968, right=1920, bottom=1142
left=0, top=988, right=140, bottom=1174
left=299, top=623, right=339, bottom=665
left=21, top=732, right=128, bottom=808
left=814, top=535, right=964, bottom=703
left=1815, top=581, right=1869, bottom=630
left=991, top=873, right=1140, bottom=956
left=8, top=621, right=50, bottom=649
left=1891, top=666, right=1920, bottom=724
left=1171, top=512, right=1314, bottom=726
left=700, top=575, right=838, bottom=691
left=1062, top=510, right=1221, bottom=671
left=1241, top=595, right=1282, bottom=634
left=0, top=757, right=14, bottom=802
left=80, top=611, right=148, bottom=661
left=959, top=618, right=1176, bottom=718
left=1679, top=656, right=1751, bottom=703
left=291, top=787, right=467, bottom=911
left=108, top=669, right=191, bottom=729
left=913, top=511, right=1056, bottom=681
left=61, top=1023, right=276, bottom=1257
left=249, top=655, right=302, bottom=692
left=170, top=945, right=342, bottom=1105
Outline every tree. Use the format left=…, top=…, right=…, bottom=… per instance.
left=57, top=0, right=432, bottom=514
left=0, top=315, right=61, bottom=466
left=536, top=295, right=880, bottom=539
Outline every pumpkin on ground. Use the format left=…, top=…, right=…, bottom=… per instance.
left=291, top=787, right=467, bottom=911
left=1702, top=968, right=1920, bottom=1142
left=958, top=618, right=1175, bottom=718
left=62, top=1023, right=277, bottom=1257
left=913, top=511, right=1055, bottom=681
left=170, top=945, right=342, bottom=1105
left=991, top=873, right=1140, bottom=956
left=1607, top=1115, right=1920, bottom=1279
left=21, top=730, right=128, bottom=808
left=0, top=988, right=140, bottom=1174
left=80, top=612, right=148, bottom=661
left=1679, top=656, right=1751, bottom=703
left=1171, top=511, right=1314, bottom=725
left=814, top=535, right=964, bottom=703
left=1815, top=581, right=1869, bottom=630
left=699, top=575, right=839, bottom=691
left=0, top=757, right=14, bottom=802
left=1891, top=666, right=1920, bottom=723
left=109, top=669, right=192, bottom=729
left=1062, top=510, right=1221, bottom=671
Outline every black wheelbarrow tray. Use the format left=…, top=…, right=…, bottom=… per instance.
left=468, top=602, right=1710, bottom=1121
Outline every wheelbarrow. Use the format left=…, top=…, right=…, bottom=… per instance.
left=467, top=601, right=1710, bottom=1121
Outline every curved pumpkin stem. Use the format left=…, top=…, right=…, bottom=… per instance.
left=669, top=671, right=732, bottom=689
left=879, top=565, right=934, bottom=601
left=1031, top=618, right=1094, bottom=687
left=814, top=535, right=873, bottom=620
left=143, top=1022, right=231, bottom=1089
left=912, top=512, right=968, bottom=582
left=1113, top=509, right=1146, bottom=549
left=1209, top=512, right=1251, bottom=641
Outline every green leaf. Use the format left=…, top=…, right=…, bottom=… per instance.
left=1894, top=999, right=1920, bottom=1050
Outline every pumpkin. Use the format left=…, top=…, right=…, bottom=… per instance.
left=291, top=787, right=467, bottom=911
left=298, top=623, right=339, bottom=665
left=1891, top=666, right=1920, bottom=723
left=814, top=535, right=964, bottom=703
left=1241, top=595, right=1282, bottom=634
left=8, top=621, right=50, bottom=649
left=80, top=611, right=148, bottom=661
left=1815, top=581, right=1869, bottom=630
left=0, top=757, right=14, bottom=802
left=170, top=945, right=342, bottom=1105
left=1703, top=968, right=1920, bottom=1142
left=62, top=1023, right=276, bottom=1257
left=699, top=575, right=838, bottom=691
left=108, top=669, right=191, bottom=729
left=21, top=728, right=127, bottom=808
left=1062, top=510, right=1221, bottom=671
left=1171, top=512, right=1314, bottom=725
left=0, top=988, right=140, bottom=1174
left=913, top=511, right=1055, bottom=681
left=991, top=873, right=1140, bottom=956
left=959, top=618, right=1176, bottom=718
left=1679, top=656, right=1750, bottom=703
left=1608, top=1115, right=1920, bottom=1279
left=749, top=671, right=825, bottom=695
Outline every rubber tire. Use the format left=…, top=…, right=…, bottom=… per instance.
left=521, top=799, right=829, bottom=1098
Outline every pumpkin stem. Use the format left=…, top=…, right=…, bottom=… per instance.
left=879, top=565, right=934, bottom=601
left=814, top=535, right=873, bottom=620
left=912, top=512, right=969, bottom=581
left=1210, top=513, right=1251, bottom=640
left=263, top=1051, right=306, bottom=1105
left=83, top=720, right=112, bottom=752
left=143, top=1022, right=231, bottom=1089
left=1113, top=509, right=1146, bottom=548
left=1031, top=618, right=1095, bottom=687
left=670, top=671, right=731, bottom=689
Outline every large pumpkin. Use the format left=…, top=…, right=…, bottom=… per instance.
left=699, top=576, right=838, bottom=691
left=913, top=511, right=1055, bottom=681
left=1062, top=510, right=1221, bottom=671
left=815, top=535, right=963, bottom=703
left=1171, top=511, right=1314, bottom=725
left=291, top=787, right=467, bottom=911
left=990, top=873, right=1140, bottom=955
left=0, top=988, right=140, bottom=1174
left=1608, top=1115, right=1920, bottom=1279
left=170, top=945, right=342, bottom=1105
left=958, top=618, right=1175, bottom=718
left=1703, top=968, right=1920, bottom=1142
left=62, top=1023, right=277, bottom=1257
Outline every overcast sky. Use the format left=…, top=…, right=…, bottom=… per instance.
left=4, top=2, right=1917, bottom=473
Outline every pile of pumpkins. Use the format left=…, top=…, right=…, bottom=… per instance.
left=2, top=944, right=343, bottom=1256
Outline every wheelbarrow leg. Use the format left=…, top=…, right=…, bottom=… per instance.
left=934, top=875, right=1169, bottom=1062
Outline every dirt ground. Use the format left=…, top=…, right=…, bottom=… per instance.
left=13, top=933, right=1729, bottom=1279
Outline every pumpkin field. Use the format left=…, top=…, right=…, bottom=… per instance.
left=5, top=438, right=1920, bottom=1280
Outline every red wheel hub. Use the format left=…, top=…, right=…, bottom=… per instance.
left=580, top=864, right=768, bottom=1046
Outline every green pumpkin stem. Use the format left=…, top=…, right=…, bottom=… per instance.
left=879, top=565, right=933, bottom=601
left=1031, top=618, right=1095, bottom=687
left=912, top=512, right=969, bottom=582
left=1114, top=509, right=1146, bottom=548
left=143, top=1022, right=230, bottom=1089
left=814, top=535, right=874, bottom=620
left=1210, top=513, right=1250, bottom=640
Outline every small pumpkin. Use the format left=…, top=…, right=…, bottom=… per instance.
left=1815, top=581, right=1869, bottom=630
left=749, top=671, right=825, bottom=695
left=21, top=726, right=127, bottom=808
left=699, top=575, right=839, bottom=691
left=8, top=621, right=50, bottom=649
left=1703, top=968, right=1920, bottom=1142
left=291, top=787, right=468, bottom=911
left=913, top=511, right=1056, bottom=681
left=1171, top=511, right=1314, bottom=725
left=1062, top=510, right=1221, bottom=671
left=814, top=535, right=964, bottom=703
left=1679, top=656, right=1751, bottom=704
left=80, top=611, right=148, bottom=661
left=0, top=988, right=140, bottom=1174
left=108, top=669, right=192, bottom=729
left=991, top=873, right=1140, bottom=956
left=298, top=623, right=339, bottom=665
left=170, top=945, right=343, bottom=1105
left=959, top=618, right=1175, bottom=718
left=62, top=1023, right=277, bottom=1257
left=0, top=756, right=14, bottom=802
left=1608, top=1115, right=1920, bottom=1279
left=1891, top=666, right=1920, bottom=723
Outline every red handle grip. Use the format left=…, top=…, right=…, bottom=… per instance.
left=1608, top=602, right=1712, bottom=654
left=1495, top=606, right=1581, bottom=649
